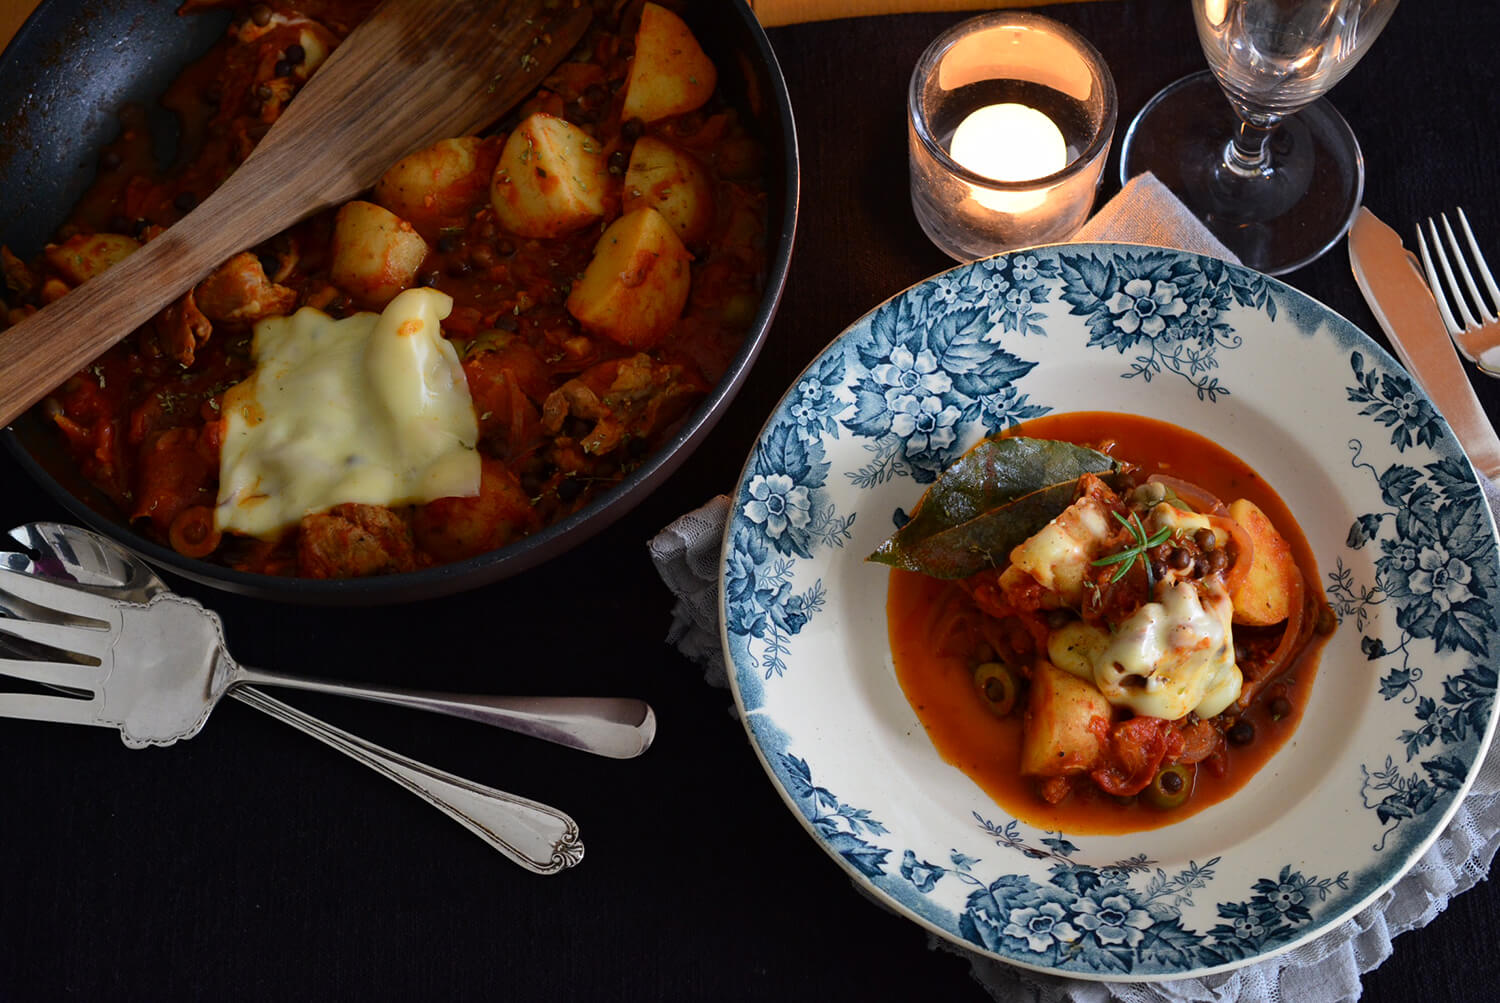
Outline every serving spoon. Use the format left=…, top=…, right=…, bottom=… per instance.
left=0, top=0, right=592, bottom=429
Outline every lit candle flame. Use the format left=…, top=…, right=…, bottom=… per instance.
left=949, top=103, right=1067, bottom=213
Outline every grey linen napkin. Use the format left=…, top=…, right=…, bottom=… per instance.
left=646, top=172, right=1500, bottom=1002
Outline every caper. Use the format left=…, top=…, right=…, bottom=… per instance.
left=1269, top=696, right=1292, bottom=720
left=1132, top=481, right=1167, bottom=507
left=1144, top=764, right=1194, bottom=810
left=1167, top=547, right=1192, bottom=571
left=972, top=662, right=1019, bottom=717
left=1194, top=528, right=1217, bottom=551
left=1228, top=718, right=1255, bottom=745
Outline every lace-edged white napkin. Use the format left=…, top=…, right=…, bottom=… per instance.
left=646, top=172, right=1500, bottom=1003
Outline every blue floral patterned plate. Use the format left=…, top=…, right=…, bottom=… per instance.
left=720, top=243, right=1500, bottom=980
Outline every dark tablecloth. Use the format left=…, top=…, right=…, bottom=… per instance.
left=2, top=1, right=1497, bottom=999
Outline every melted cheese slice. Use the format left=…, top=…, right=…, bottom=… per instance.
left=216, top=288, right=480, bottom=538
left=1003, top=491, right=1115, bottom=607
left=1092, top=581, right=1242, bottom=720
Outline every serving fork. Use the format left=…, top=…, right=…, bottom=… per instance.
left=1416, top=207, right=1500, bottom=377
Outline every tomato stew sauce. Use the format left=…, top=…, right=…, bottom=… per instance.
left=0, top=0, right=770, bottom=578
left=887, top=412, right=1333, bottom=835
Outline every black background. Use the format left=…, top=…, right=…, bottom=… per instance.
left=2, top=1, right=1498, bottom=999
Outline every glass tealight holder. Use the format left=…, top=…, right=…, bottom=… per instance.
left=908, top=12, right=1117, bottom=262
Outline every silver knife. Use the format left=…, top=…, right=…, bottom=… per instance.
left=1349, top=205, right=1500, bottom=486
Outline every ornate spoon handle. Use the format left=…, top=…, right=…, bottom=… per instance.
left=230, top=686, right=583, bottom=874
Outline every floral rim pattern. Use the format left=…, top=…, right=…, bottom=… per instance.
left=720, top=244, right=1499, bottom=980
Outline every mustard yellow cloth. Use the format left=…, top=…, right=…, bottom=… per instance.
left=748, top=0, right=1110, bottom=28
left=0, top=0, right=39, bottom=53
left=2, top=1, right=1113, bottom=50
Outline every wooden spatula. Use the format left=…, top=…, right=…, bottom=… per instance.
left=0, top=0, right=591, bottom=429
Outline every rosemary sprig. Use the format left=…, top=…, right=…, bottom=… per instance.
left=1091, top=510, right=1171, bottom=584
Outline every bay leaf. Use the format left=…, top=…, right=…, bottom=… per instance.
left=868, top=436, right=1121, bottom=579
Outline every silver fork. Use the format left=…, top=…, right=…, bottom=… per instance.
left=1417, top=207, right=1500, bottom=377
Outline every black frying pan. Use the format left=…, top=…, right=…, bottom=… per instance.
left=0, top=0, right=798, bottom=604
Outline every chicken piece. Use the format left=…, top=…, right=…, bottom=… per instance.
left=1000, top=473, right=1121, bottom=609
left=148, top=289, right=213, bottom=366
left=541, top=353, right=703, bottom=456
left=195, top=252, right=298, bottom=324
left=296, top=503, right=417, bottom=578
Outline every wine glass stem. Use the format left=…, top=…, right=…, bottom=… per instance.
left=1223, top=117, right=1277, bottom=179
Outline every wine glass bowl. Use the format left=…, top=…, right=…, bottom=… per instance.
left=1197, top=0, right=1396, bottom=121
left=1120, top=0, right=1400, bottom=274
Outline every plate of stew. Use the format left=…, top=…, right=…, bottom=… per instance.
left=0, top=0, right=795, bottom=602
left=720, top=243, right=1500, bottom=979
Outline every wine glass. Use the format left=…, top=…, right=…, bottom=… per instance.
left=1118, top=0, right=1400, bottom=274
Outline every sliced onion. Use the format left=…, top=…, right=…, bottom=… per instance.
left=1209, top=513, right=1256, bottom=597
left=1233, top=567, right=1309, bottom=712
left=1147, top=474, right=1227, bottom=515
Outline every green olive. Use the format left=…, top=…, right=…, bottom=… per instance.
left=973, top=662, right=1019, bottom=717
left=1144, top=763, right=1194, bottom=811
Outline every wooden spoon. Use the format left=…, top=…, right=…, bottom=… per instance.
left=0, top=0, right=591, bottom=429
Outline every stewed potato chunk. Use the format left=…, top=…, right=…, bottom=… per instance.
left=489, top=113, right=607, bottom=238
left=374, top=136, right=500, bottom=239
left=329, top=200, right=430, bottom=308
left=621, top=3, right=717, bottom=124
left=565, top=207, right=692, bottom=350
left=623, top=136, right=714, bottom=245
